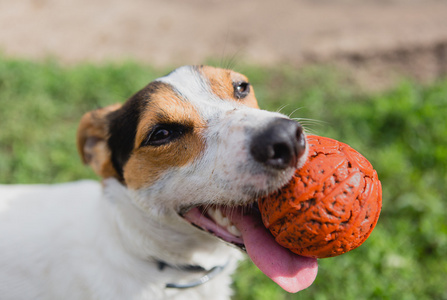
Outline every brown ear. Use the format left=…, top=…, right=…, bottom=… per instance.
left=76, top=104, right=121, bottom=179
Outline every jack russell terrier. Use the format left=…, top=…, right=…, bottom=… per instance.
left=0, top=66, right=318, bottom=300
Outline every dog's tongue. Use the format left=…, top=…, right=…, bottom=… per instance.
left=229, top=211, right=318, bottom=293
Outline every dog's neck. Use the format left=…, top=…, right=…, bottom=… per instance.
left=101, top=178, right=239, bottom=271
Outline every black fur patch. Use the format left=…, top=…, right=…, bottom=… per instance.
left=107, top=81, right=171, bottom=180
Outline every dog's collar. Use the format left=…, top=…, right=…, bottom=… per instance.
left=157, top=259, right=230, bottom=289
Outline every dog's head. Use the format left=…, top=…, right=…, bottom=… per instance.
left=77, top=65, right=307, bottom=211
left=77, top=65, right=317, bottom=292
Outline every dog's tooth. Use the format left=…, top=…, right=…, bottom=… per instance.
left=214, top=209, right=224, bottom=223
left=228, top=225, right=242, bottom=237
left=207, top=207, right=224, bottom=224
left=208, top=207, right=216, bottom=218
left=220, top=217, right=230, bottom=227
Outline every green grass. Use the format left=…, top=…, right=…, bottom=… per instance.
left=1, top=56, right=446, bottom=299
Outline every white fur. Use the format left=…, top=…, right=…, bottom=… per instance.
left=0, top=180, right=240, bottom=300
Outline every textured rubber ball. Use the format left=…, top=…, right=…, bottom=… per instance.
left=258, top=135, right=382, bottom=258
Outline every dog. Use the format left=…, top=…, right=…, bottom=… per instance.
left=0, top=65, right=318, bottom=300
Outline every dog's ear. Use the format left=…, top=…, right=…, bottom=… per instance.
left=77, top=104, right=121, bottom=179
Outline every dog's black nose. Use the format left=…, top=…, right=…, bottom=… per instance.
left=250, top=118, right=306, bottom=170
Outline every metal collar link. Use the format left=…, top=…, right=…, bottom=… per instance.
left=158, top=260, right=230, bottom=289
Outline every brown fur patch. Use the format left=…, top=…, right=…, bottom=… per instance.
left=199, top=66, right=259, bottom=109
left=77, top=104, right=121, bottom=179
left=124, top=85, right=206, bottom=190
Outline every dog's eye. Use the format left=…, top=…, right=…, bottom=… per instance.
left=142, top=124, right=187, bottom=147
left=233, top=81, right=250, bottom=99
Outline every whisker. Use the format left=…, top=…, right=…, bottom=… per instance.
left=221, top=48, right=242, bottom=71
left=219, top=30, right=230, bottom=69
left=288, top=107, right=304, bottom=119
left=302, top=126, right=319, bottom=136
left=275, top=104, right=290, bottom=114
left=292, top=118, right=326, bottom=125
left=201, top=203, right=214, bottom=216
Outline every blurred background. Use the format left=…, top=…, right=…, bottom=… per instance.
left=0, top=0, right=446, bottom=299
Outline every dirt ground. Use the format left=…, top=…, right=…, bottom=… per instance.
left=1, top=0, right=447, bottom=89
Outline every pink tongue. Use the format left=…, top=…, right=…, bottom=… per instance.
left=229, top=211, right=318, bottom=293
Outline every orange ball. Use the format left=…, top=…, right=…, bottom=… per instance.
left=258, top=135, right=382, bottom=258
